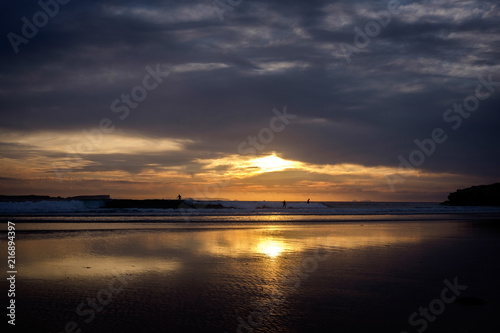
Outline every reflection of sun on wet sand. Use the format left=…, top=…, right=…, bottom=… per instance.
left=19, top=223, right=434, bottom=279
left=258, top=240, right=285, bottom=258
left=13, top=220, right=500, bottom=332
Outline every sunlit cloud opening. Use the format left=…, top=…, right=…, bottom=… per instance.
left=197, top=153, right=302, bottom=178
left=0, top=131, right=191, bottom=155
left=250, top=154, right=300, bottom=173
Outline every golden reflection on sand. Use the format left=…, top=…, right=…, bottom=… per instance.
left=20, top=256, right=180, bottom=279
left=15, top=223, right=448, bottom=280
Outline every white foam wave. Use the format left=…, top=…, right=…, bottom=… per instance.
left=0, top=200, right=99, bottom=214
left=1, top=199, right=500, bottom=216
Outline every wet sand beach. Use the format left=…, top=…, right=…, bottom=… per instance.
left=3, top=219, right=500, bottom=332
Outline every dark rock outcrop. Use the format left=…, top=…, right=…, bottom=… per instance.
left=441, top=183, right=500, bottom=206
left=103, top=199, right=225, bottom=209
left=0, top=195, right=53, bottom=202
left=104, top=199, right=192, bottom=209
left=67, top=195, right=111, bottom=201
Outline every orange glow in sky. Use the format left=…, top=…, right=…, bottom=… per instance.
left=0, top=130, right=492, bottom=201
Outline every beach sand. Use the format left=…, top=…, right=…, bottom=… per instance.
left=3, top=219, right=500, bottom=332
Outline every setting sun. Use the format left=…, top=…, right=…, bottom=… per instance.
left=250, top=154, right=299, bottom=173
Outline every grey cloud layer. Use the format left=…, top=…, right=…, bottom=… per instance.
left=1, top=0, right=499, bottom=177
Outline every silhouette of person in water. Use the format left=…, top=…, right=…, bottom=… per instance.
left=307, top=198, right=310, bottom=204
left=177, top=194, right=181, bottom=200
left=283, top=200, right=287, bottom=208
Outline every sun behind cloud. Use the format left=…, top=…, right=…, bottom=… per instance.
left=250, top=154, right=300, bottom=173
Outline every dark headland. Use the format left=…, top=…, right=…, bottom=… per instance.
left=441, top=183, right=500, bottom=206
left=103, top=199, right=223, bottom=209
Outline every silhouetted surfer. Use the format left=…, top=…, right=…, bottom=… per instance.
left=177, top=194, right=181, bottom=200
left=283, top=200, right=286, bottom=208
left=307, top=198, right=310, bottom=204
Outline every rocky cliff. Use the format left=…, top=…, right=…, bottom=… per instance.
left=442, top=183, right=500, bottom=206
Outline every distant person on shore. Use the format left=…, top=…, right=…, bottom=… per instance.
left=283, top=200, right=287, bottom=208
left=177, top=194, right=182, bottom=200
left=307, top=198, right=310, bottom=204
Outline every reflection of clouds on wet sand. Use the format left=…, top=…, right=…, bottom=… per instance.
left=11, top=221, right=500, bottom=332
left=20, top=255, right=180, bottom=279
left=16, top=222, right=451, bottom=280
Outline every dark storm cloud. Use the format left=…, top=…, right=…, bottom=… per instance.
left=1, top=0, right=499, bottom=178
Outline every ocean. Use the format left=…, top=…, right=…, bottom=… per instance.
left=2, top=199, right=500, bottom=221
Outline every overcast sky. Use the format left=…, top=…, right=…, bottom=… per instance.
left=1, top=0, right=499, bottom=201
